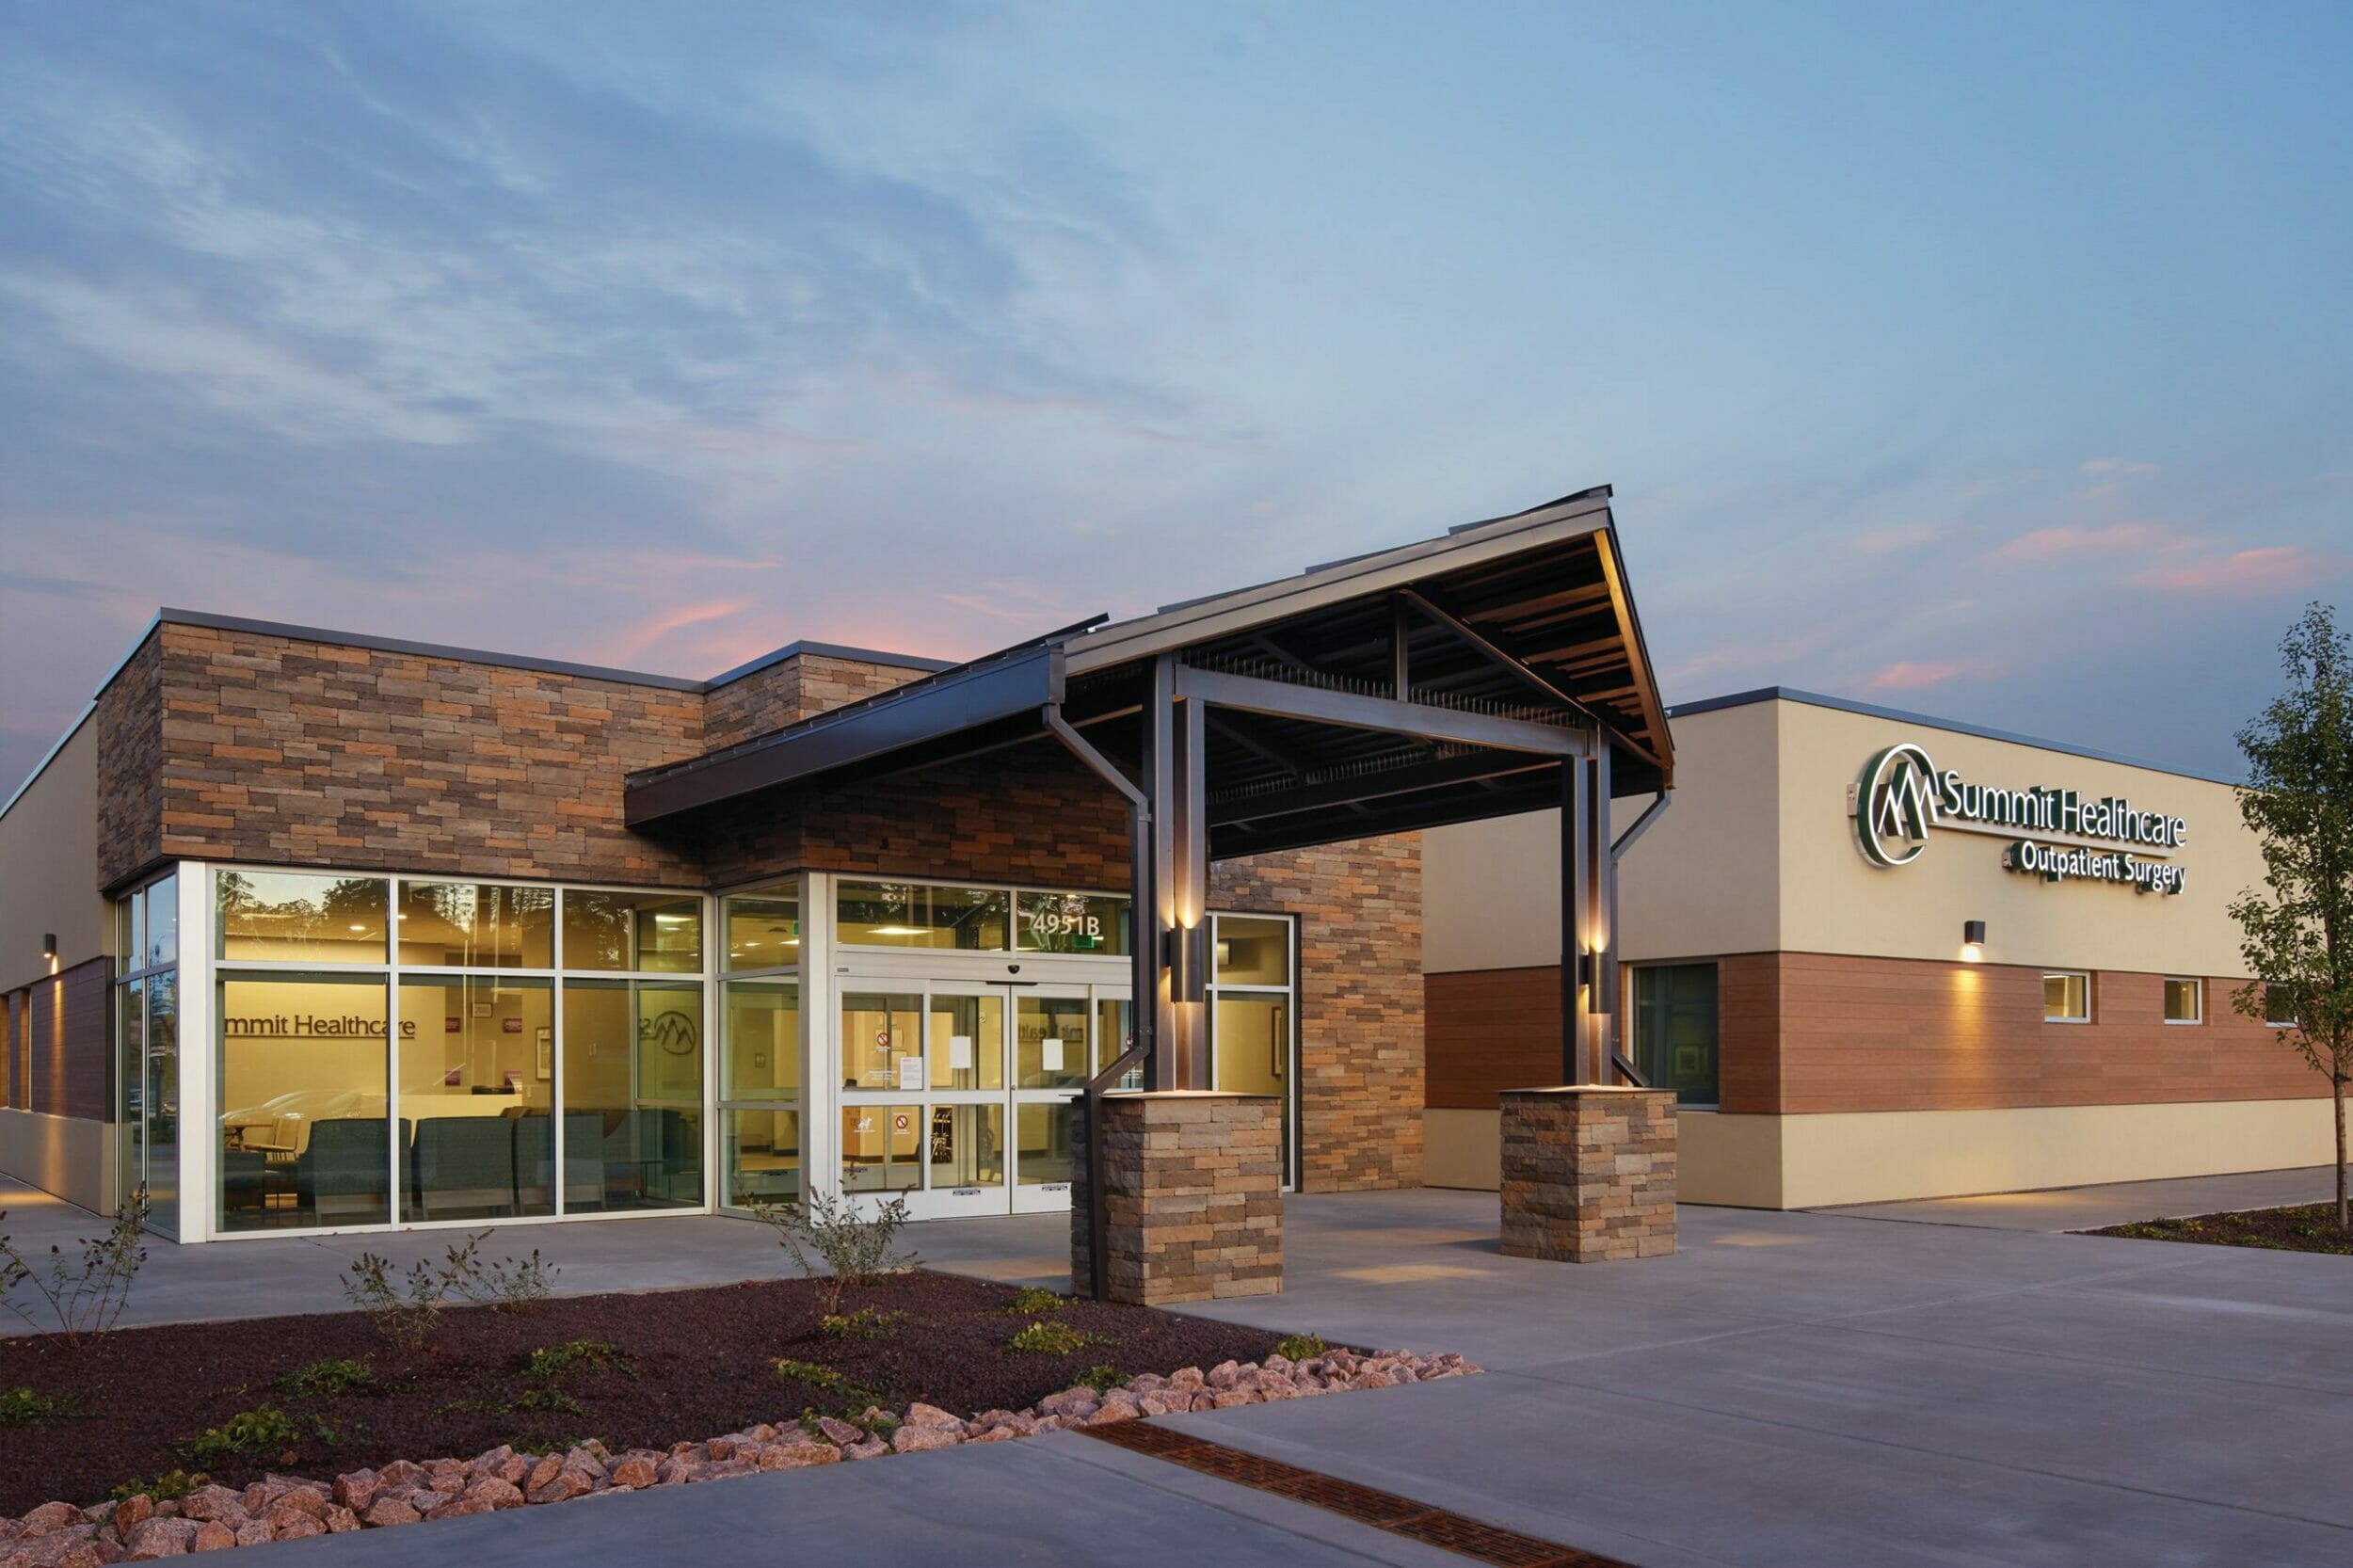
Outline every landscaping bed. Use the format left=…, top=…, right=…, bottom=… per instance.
left=2091, top=1204, right=2353, bottom=1256
left=0, top=1271, right=1286, bottom=1518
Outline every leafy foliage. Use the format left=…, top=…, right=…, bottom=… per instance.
left=0, top=1188, right=149, bottom=1347
left=821, top=1305, right=906, bottom=1340
left=110, top=1471, right=203, bottom=1504
left=0, top=1386, right=82, bottom=1426
left=1274, top=1333, right=1327, bottom=1361
left=1074, top=1364, right=1126, bottom=1394
left=1007, top=1320, right=1090, bottom=1355
left=275, top=1358, right=379, bottom=1400
left=739, top=1190, right=920, bottom=1317
left=775, top=1359, right=850, bottom=1392
left=2229, top=602, right=2353, bottom=1225
left=520, top=1339, right=614, bottom=1380
left=181, top=1406, right=300, bottom=1468
left=1007, top=1286, right=1065, bottom=1316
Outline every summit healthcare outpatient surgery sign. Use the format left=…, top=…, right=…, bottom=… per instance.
left=1852, top=743, right=2189, bottom=895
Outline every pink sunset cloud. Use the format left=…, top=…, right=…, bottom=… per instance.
left=1987, top=521, right=2178, bottom=562
left=2130, top=546, right=2341, bottom=595
left=1865, top=660, right=1976, bottom=692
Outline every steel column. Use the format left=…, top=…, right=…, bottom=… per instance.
left=1561, top=759, right=1593, bottom=1085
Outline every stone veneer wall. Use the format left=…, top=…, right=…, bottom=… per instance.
left=95, top=631, right=165, bottom=889
left=101, top=622, right=710, bottom=889
left=1214, top=837, right=1423, bottom=1192
left=1498, top=1087, right=1676, bottom=1261
left=701, top=652, right=929, bottom=753
left=1070, top=1093, right=1284, bottom=1304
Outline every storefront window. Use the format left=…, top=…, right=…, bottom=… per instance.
left=837, top=882, right=1007, bottom=950
left=397, top=883, right=553, bottom=969
left=1214, top=916, right=1291, bottom=986
left=217, top=871, right=389, bottom=963
left=560, top=980, right=704, bottom=1209
left=928, top=993, right=1003, bottom=1091
left=145, top=874, right=178, bottom=969
left=930, top=1104, right=1004, bottom=1189
left=724, top=984, right=800, bottom=1101
left=1634, top=963, right=1720, bottom=1107
left=397, top=977, right=553, bottom=1220
left=217, top=971, right=391, bottom=1232
left=561, top=890, right=701, bottom=973
left=840, top=992, right=921, bottom=1091
left=2043, top=971, right=2092, bottom=1022
left=1015, top=995, right=1087, bottom=1090
left=2163, top=977, right=2202, bottom=1025
left=1016, top=1102, right=1074, bottom=1185
left=725, top=886, right=800, bottom=969
left=145, top=972, right=179, bottom=1236
left=725, top=1109, right=801, bottom=1205
left=1211, top=996, right=1288, bottom=1097
left=1014, top=891, right=1129, bottom=955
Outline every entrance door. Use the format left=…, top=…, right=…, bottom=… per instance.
left=836, top=979, right=1123, bottom=1219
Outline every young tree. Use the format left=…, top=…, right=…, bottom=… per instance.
left=2229, top=602, right=2353, bottom=1227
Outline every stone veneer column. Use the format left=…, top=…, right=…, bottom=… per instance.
left=1498, top=1087, right=1677, bottom=1262
left=1070, top=1092, right=1283, bottom=1304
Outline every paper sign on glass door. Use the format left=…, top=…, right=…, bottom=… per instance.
left=898, top=1055, right=923, bottom=1092
left=950, top=1034, right=973, bottom=1069
left=1042, top=1037, right=1064, bottom=1071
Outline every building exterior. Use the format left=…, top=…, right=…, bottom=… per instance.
left=0, top=489, right=1670, bottom=1243
left=1423, top=688, right=2323, bottom=1207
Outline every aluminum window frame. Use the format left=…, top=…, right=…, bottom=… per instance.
left=2041, top=969, right=2094, bottom=1024
left=2160, top=976, right=2203, bottom=1026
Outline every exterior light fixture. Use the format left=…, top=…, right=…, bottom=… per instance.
left=1961, top=920, right=1987, bottom=963
left=41, top=933, right=57, bottom=960
left=1166, top=923, right=1209, bottom=1002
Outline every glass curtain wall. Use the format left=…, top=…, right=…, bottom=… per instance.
left=720, top=881, right=801, bottom=1208
left=214, top=869, right=706, bottom=1235
left=113, top=872, right=180, bottom=1236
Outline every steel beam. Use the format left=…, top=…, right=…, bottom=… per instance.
left=1211, top=752, right=1555, bottom=828
left=1173, top=666, right=1590, bottom=758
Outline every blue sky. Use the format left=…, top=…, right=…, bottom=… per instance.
left=4, top=0, right=2348, bottom=790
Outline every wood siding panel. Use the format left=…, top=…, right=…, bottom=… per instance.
left=1773, top=952, right=2322, bottom=1113
left=1425, top=966, right=1561, bottom=1110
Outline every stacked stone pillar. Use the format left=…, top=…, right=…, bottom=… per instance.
left=1498, top=1086, right=1677, bottom=1261
left=1072, top=1092, right=1283, bottom=1304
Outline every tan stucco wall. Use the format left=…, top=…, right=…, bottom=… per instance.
left=0, top=1109, right=118, bottom=1216
left=1416, top=1100, right=2328, bottom=1208
left=1422, top=697, right=1783, bottom=974
left=1775, top=700, right=2259, bottom=975
left=0, top=715, right=109, bottom=989
left=1771, top=1099, right=2334, bottom=1208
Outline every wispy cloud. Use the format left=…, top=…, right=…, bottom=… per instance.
left=1865, top=660, right=1983, bottom=692
left=2080, top=457, right=2156, bottom=475
left=1986, top=521, right=2180, bottom=562
left=2130, top=546, right=2345, bottom=595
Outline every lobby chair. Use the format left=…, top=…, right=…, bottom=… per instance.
left=410, top=1116, right=518, bottom=1219
left=296, top=1117, right=400, bottom=1224
left=515, top=1112, right=606, bottom=1212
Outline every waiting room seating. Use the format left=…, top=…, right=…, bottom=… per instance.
left=296, top=1116, right=405, bottom=1223
left=410, top=1116, right=520, bottom=1218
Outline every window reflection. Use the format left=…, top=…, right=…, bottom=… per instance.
left=217, top=972, right=391, bottom=1231
left=217, top=872, right=389, bottom=963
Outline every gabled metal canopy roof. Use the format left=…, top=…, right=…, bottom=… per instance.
left=624, top=487, right=1673, bottom=855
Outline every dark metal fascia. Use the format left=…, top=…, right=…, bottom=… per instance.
left=623, top=645, right=1064, bottom=825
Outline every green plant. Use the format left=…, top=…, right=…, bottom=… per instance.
left=1007, top=1286, right=1065, bottom=1316
left=1074, top=1364, right=1125, bottom=1395
left=510, top=1435, right=595, bottom=1457
left=110, top=1471, right=203, bottom=1504
left=520, top=1339, right=614, bottom=1380
left=2228, top=603, right=2353, bottom=1227
left=821, top=1305, right=905, bottom=1340
left=740, top=1189, right=920, bottom=1317
left=181, top=1407, right=300, bottom=1468
left=1274, top=1333, right=1327, bottom=1361
left=344, top=1232, right=564, bottom=1353
left=512, top=1385, right=584, bottom=1416
left=276, top=1358, right=378, bottom=1400
left=0, top=1187, right=149, bottom=1347
left=1007, top=1320, right=1090, bottom=1355
left=775, top=1359, right=849, bottom=1392
left=0, top=1386, right=82, bottom=1426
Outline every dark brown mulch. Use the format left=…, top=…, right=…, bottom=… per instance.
left=0, top=1272, right=1284, bottom=1516
left=2090, top=1203, right=2353, bottom=1256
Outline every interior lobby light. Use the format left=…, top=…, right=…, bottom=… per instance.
left=867, top=925, right=929, bottom=937
left=1961, top=920, right=1987, bottom=963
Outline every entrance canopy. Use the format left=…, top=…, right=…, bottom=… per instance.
left=625, top=486, right=1670, bottom=846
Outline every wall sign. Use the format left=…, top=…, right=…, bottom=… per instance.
left=1851, top=742, right=2188, bottom=895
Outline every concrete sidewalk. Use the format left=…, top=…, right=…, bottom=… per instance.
left=1817, top=1164, right=2338, bottom=1232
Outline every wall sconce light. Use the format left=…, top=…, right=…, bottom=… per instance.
left=1165, top=924, right=1209, bottom=1002
left=1576, top=951, right=1596, bottom=989
left=41, top=934, right=57, bottom=960
left=1961, top=920, right=1986, bottom=963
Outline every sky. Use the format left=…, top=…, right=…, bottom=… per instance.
left=3, top=0, right=2349, bottom=792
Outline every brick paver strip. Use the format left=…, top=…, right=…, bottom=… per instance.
left=1078, top=1419, right=1629, bottom=1568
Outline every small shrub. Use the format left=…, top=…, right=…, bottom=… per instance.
left=821, top=1305, right=905, bottom=1340
left=510, top=1435, right=594, bottom=1457
left=1074, top=1364, right=1126, bottom=1395
left=511, top=1385, right=584, bottom=1416
left=0, top=1188, right=150, bottom=1347
left=442, top=1235, right=559, bottom=1312
left=741, top=1190, right=920, bottom=1317
left=181, top=1406, right=300, bottom=1468
left=1007, top=1286, right=1065, bottom=1316
left=520, top=1339, right=614, bottom=1380
left=1274, top=1333, right=1327, bottom=1362
left=775, top=1359, right=849, bottom=1393
left=0, top=1386, right=82, bottom=1426
left=111, top=1471, right=203, bottom=1504
left=862, top=1409, right=901, bottom=1440
left=344, top=1232, right=561, bottom=1353
left=1007, top=1320, right=1090, bottom=1356
left=276, top=1358, right=378, bottom=1400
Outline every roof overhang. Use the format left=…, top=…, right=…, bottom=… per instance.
left=625, top=487, right=1674, bottom=848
